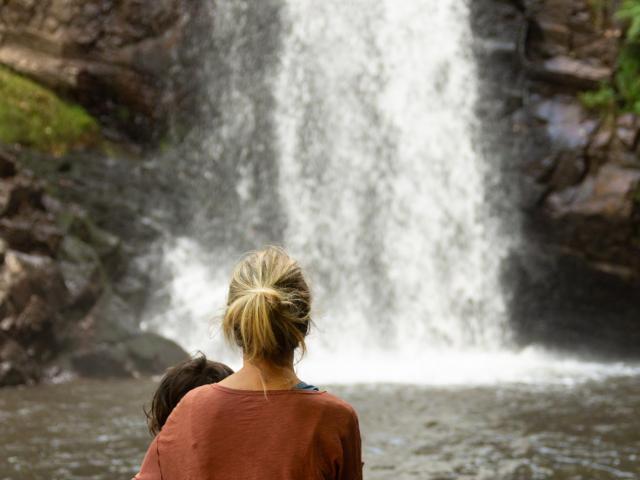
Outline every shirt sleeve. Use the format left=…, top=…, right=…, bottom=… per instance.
left=339, top=410, right=363, bottom=480
left=133, top=435, right=162, bottom=480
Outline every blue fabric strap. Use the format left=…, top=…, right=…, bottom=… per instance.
left=294, top=381, right=320, bottom=391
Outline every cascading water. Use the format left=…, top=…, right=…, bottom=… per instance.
left=275, top=0, right=509, bottom=354
left=142, top=0, right=639, bottom=384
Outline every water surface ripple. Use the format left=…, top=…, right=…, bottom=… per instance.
left=1, top=378, right=639, bottom=479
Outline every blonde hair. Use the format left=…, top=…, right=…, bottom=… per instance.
left=222, top=246, right=311, bottom=363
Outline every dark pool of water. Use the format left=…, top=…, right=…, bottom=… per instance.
left=1, top=377, right=639, bottom=479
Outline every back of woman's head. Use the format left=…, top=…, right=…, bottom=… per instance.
left=146, top=354, right=233, bottom=436
left=223, top=246, right=312, bottom=363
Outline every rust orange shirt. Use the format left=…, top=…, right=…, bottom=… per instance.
left=135, top=384, right=363, bottom=480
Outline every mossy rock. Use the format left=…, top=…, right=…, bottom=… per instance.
left=0, top=66, right=100, bottom=155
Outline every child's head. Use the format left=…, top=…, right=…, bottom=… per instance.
left=145, top=353, right=233, bottom=435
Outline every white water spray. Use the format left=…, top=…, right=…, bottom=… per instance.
left=143, top=0, right=640, bottom=385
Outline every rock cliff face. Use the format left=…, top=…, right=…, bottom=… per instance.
left=0, top=151, right=187, bottom=386
left=520, top=0, right=640, bottom=277
left=0, top=0, right=212, bottom=141
left=473, top=0, right=640, bottom=356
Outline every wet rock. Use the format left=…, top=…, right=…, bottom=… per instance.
left=56, top=210, right=121, bottom=272
left=0, top=336, right=39, bottom=386
left=124, top=332, right=188, bottom=374
left=87, top=288, right=139, bottom=344
left=70, top=344, right=132, bottom=378
left=58, top=237, right=104, bottom=312
left=548, top=152, right=586, bottom=191
left=3, top=251, right=69, bottom=311
left=14, top=295, right=52, bottom=337
left=0, top=175, right=46, bottom=217
left=0, top=361, right=29, bottom=386
left=532, top=98, right=597, bottom=150
left=542, top=56, right=611, bottom=88
left=0, top=155, right=182, bottom=387
left=508, top=250, right=640, bottom=358
left=546, top=164, right=640, bottom=220
left=69, top=332, right=187, bottom=379
left=615, top=114, right=640, bottom=150
left=524, top=154, right=557, bottom=183
left=0, top=152, right=17, bottom=178
left=0, top=215, right=63, bottom=255
left=537, top=21, right=571, bottom=55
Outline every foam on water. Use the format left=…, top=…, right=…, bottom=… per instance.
left=143, top=239, right=640, bottom=386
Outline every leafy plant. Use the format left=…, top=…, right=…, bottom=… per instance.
left=581, top=1, right=640, bottom=115
left=588, top=0, right=609, bottom=29
left=579, top=84, right=617, bottom=112
left=615, top=44, right=640, bottom=114
left=617, top=0, right=640, bottom=42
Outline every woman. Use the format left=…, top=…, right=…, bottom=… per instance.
left=135, top=246, right=363, bottom=480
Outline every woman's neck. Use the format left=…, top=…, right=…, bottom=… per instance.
left=217, top=353, right=301, bottom=391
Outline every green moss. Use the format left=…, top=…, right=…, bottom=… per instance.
left=579, top=84, right=617, bottom=112
left=588, top=0, right=610, bottom=29
left=615, top=44, right=640, bottom=115
left=579, top=1, right=640, bottom=117
left=0, top=66, right=100, bottom=155
left=618, top=0, right=640, bottom=41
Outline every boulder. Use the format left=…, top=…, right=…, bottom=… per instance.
left=70, top=344, right=132, bottom=378
left=2, top=251, right=69, bottom=311
left=124, top=331, right=188, bottom=374
left=0, top=335, right=40, bottom=386
left=546, top=164, right=640, bottom=220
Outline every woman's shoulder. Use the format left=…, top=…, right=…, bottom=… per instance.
left=181, top=383, right=358, bottom=421
left=307, top=390, right=359, bottom=421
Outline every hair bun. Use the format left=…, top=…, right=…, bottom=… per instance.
left=222, top=247, right=312, bottom=362
left=247, top=287, right=282, bottom=304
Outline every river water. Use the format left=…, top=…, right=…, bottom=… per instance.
left=1, top=377, right=639, bottom=479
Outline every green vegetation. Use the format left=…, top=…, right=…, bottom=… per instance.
left=581, top=1, right=640, bottom=116
left=588, top=0, right=610, bottom=30
left=0, top=66, right=100, bottom=155
left=579, top=84, right=617, bottom=112
left=618, top=0, right=640, bottom=41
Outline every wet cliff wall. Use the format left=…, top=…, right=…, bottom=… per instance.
left=0, top=0, right=203, bottom=387
left=473, top=0, right=640, bottom=357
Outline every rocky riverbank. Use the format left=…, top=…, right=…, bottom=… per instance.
left=0, top=0, right=198, bottom=387
left=0, top=149, right=186, bottom=387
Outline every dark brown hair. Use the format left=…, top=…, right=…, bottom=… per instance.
left=145, top=353, right=233, bottom=436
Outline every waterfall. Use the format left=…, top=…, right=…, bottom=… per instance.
left=275, top=0, right=510, bottom=354
left=143, top=0, right=525, bottom=384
